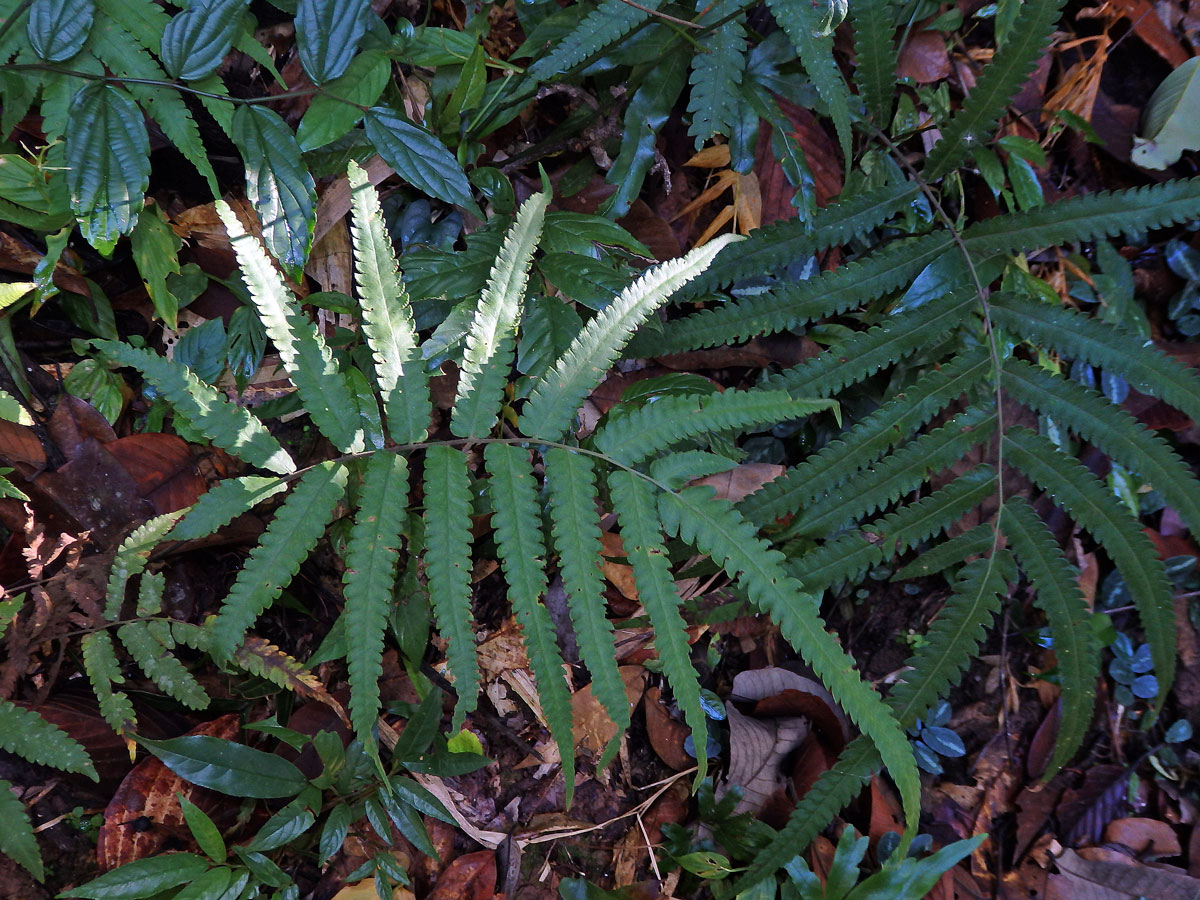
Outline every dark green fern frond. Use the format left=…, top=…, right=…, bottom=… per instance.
left=894, top=523, right=995, bottom=579
left=347, top=160, right=429, bottom=445
left=687, top=0, right=749, bottom=148
left=1000, top=497, right=1099, bottom=776
left=209, top=462, right=349, bottom=660
left=1003, top=427, right=1175, bottom=703
left=169, top=477, right=292, bottom=544
left=990, top=293, right=1200, bottom=426
left=1003, top=357, right=1200, bottom=538
left=850, top=0, right=898, bottom=125
left=117, top=621, right=210, bottom=710
left=544, top=448, right=627, bottom=767
left=343, top=452, right=409, bottom=752
left=761, top=293, right=977, bottom=398
left=81, top=631, right=136, bottom=736
left=593, top=390, right=834, bottom=466
left=658, top=486, right=921, bottom=833
left=485, top=443, right=575, bottom=804
left=528, top=0, right=656, bottom=81
left=423, top=445, right=479, bottom=731
left=922, top=0, right=1065, bottom=179
left=0, top=700, right=96, bottom=779
left=92, top=341, right=295, bottom=475
left=0, top=776, right=44, bottom=881
left=740, top=349, right=991, bottom=527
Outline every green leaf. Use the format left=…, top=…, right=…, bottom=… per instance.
left=297, top=50, right=390, bottom=151
left=65, top=83, right=150, bottom=255
left=344, top=452, right=409, bottom=750
left=92, top=340, right=295, bottom=474
left=172, top=867, right=238, bottom=900
left=27, top=0, right=94, bottom=61
left=209, top=462, right=349, bottom=659
left=485, top=442, right=576, bottom=804
left=687, top=0, right=749, bottom=147
left=247, top=795, right=317, bottom=851
left=178, top=794, right=226, bottom=862
left=130, top=202, right=183, bottom=327
left=231, top=105, right=317, bottom=273
left=364, top=107, right=480, bottom=214
left=160, top=0, right=247, bottom=80
left=137, top=735, right=306, bottom=798
left=295, top=0, right=372, bottom=83
left=104, top=511, right=187, bottom=620
left=524, top=233, right=743, bottom=440
left=81, top=631, right=136, bottom=735
left=118, top=621, right=210, bottom=709
left=528, top=0, right=657, bottom=81
left=452, top=190, right=548, bottom=437
left=850, top=0, right=897, bottom=124
left=56, top=853, right=209, bottom=898
left=1133, top=57, right=1200, bottom=169
left=0, top=777, right=43, bottom=882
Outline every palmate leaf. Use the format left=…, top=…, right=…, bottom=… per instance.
left=544, top=448, right=627, bottom=767
left=484, top=443, right=575, bottom=804
left=657, top=487, right=921, bottom=837
left=295, top=0, right=371, bottom=84
left=0, top=699, right=96, bottom=779
left=27, top=0, right=94, bottom=62
left=92, top=341, right=295, bottom=474
left=81, top=631, right=136, bottom=736
left=347, top=160, right=430, bottom=444
left=117, top=621, right=210, bottom=710
left=593, top=390, right=835, bottom=466
left=160, top=0, right=247, bottom=81
left=528, top=0, right=657, bottom=81
left=453, top=191, right=548, bottom=438
left=524, top=233, right=743, bottom=439
left=104, top=510, right=187, bottom=620
left=343, top=451, right=409, bottom=751
left=1000, top=497, right=1099, bottom=775
left=610, top=471, right=709, bottom=786
left=1002, top=357, right=1200, bottom=538
left=422, top=445, right=479, bottom=730
left=0, top=775, right=43, bottom=881
left=209, top=461, right=349, bottom=660
left=687, top=0, right=749, bottom=147
left=219, top=200, right=363, bottom=453
left=1004, top=427, right=1176, bottom=703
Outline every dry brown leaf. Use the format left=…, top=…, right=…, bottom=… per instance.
left=897, top=31, right=952, bottom=83
left=642, top=685, right=693, bottom=771
left=428, top=850, right=497, bottom=900
left=1103, top=817, right=1182, bottom=857
left=691, top=464, right=784, bottom=504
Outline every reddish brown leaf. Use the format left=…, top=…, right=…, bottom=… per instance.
left=897, top=31, right=952, bottom=83
left=107, top=433, right=207, bottom=514
left=1103, top=818, right=1181, bottom=858
left=642, top=685, right=693, bottom=771
left=428, top=850, right=496, bottom=900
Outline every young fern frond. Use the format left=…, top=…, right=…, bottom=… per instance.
left=524, top=233, right=743, bottom=439
left=219, top=201, right=363, bottom=453
left=1003, top=427, right=1175, bottom=702
left=1000, top=497, right=1099, bottom=776
left=105, top=511, right=187, bottom=620
left=453, top=191, right=548, bottom=438
left=347, top=160, right=429, bottom=445
left=209, top=462, right=349, bottom=660
left=610, top=471, right=709, bottom=787
left=81, top=631, right=137, bottom=736
left=1002, top=357, right=1200, bottom=537
left=592, top=390, right=835, bottom=466
left=117, top=621, right=210, bottom=710
left=92, top=341, right=295, bottom=475
left=527, top=0, right=656, bottom=81
left=849, top=0, right=897, bottom=125
left=423, top=445, right=480, bottom=731
left=343, top=452, right=409, bottom=752
left=544, top=448, right=628, bottom=768
left=485, top=443, right=575, bottom=804
left=0, top=699, right=97, bottom=779
left=168, top=476, right=292, bottom=543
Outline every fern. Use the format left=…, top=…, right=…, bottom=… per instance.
left=528, top=0, right=657, bottom=81
left=104, top=511, right=187, bottom=620
left=81, top=631, right=137, bottom=736
left=209, top=461, right=349, bottom=660
left=168, top=476, right=292, bottom=543
left=893, top=523, right=995, bottom=579
left=117, top=621, right=210, bottom=709
left=0, top=700, right=96, bottom=778
left=849, top=0, right=897, bottom=125
left=999, top=498, right=1099, bottom=776
left=687, top=0, right=749, bottom=148
left=0, top=776, right=44, bottom=882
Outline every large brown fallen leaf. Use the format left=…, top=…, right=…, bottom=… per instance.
left=1051, top=846, right=1200, bottom=900
left=427, top=849, right=496, bottom=900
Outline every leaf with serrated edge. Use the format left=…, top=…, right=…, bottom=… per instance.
left=364, top=107, right=480, bottom=214
left=160, top=0, right=247, bottom=81
left=105, top=510, right=187, bottom=620
left=0, top=699, right=96, bottom=779
left=28, top=0, right=94, bottom=62
left=82, top=631, right=136, bottom=735
left=0, top=776, right=43, bottom=881
left=295, top=0, right=371, bottom=83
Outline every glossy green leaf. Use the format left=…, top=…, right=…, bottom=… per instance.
left=136, top=735, right=307, bottom=798
left=160, top=0, right=248, bottom=81
left=364, top=107, right=480, bottom=215
left=178, top=794, right=226, bottom=862
left=1133, top=57, right=1200, bottom=170
left=65, top=83, right=150, bottom=256
left=296, top=50, right=390, bottom=151
left=172, top=867, right=237, bottom=900
left=27, top=0, right=94, bottom=61
left=231, top=104, right=316, bottom=273
left=57, top=853, right=209, bottom=898
left=295, top=0, right=372, bottom=84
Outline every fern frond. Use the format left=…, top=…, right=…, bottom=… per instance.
left=81, top=631, right=136, bottom=736
left=422, top=445, right=480, bottom=730
left=761, top=293, right=976, bottom=397
left=169, top=476, right=291, bottom=543
left=209, top=461, right=348, bottom=659
left=741, top=348, right=991, bottom=527
left=786, top=406, right=997, bottom=537
left=105, top=511, right=187, bottom=620
left=990, top=293, right=1200, bottom=426
left=0, top=775, right=43, bottom=882
left=347, top=161, right=430, bottom=445
left=485, top=443, right=575, bottom=803
left=1003, top=357, right=1200, bottom=538
left=544, top=448, right=627, bottom=767
left=524, top=233, right=743, bottom=439
left=923, top=0, right=1066, bottom=179
left=610, top=471, right=709, bottom=786
left=850, top=0, right=898, bottom=124
left=453, top=192, right=549, bottom=438
left=528, top=0, right=657, bottom=81
left=117, top=621, right=210, bottom=710
left=766, top=0, right=852, bottom=161
left=1003, top=427, right=1175, bottom=702
left=687, top=0, right=749, bottom=147
left=593, top=390, right=835, bottom=466
left=235, top=636, right=343, bottom=711
left=650, top=450, right=738, bottom=489
left=344, top=452, right=409, bottom=751
left=658, top=486, right=920, bottom=832
left=1000, top=497, right=1098, bottom=775
left=219, top=201, right=363, bottom=453
left=136, top=570, right=165, bottom=617
left=964, top=179, right=1200, bottom=253
left=887, top=550, right=1014, bottom=727
left=0, top=700, right=96, bottom=779
left=92, top=341, right=295, bottom=475
left=894, top=523, right=995, bottom=579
